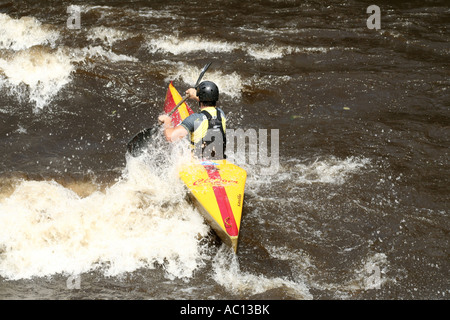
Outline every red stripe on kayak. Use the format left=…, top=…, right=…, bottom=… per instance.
left=204, top=166, right=239, bottom=237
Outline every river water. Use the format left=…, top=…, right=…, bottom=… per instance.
left=0, top=0, right=448, bottom=300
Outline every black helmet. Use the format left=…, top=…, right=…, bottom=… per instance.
left=196, top=81, right=219, bottom=102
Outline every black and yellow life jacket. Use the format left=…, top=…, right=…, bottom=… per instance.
left=190, top=107, right=226, bottom=160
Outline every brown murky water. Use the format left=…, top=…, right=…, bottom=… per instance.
left=0, top=0, right=448, bottom=300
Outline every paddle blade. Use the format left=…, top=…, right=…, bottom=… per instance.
left=164, top=82, right=193, bottom=127
left=127, top=127, right=159, bottom=156
left=195, top=62, right=212, bottom=88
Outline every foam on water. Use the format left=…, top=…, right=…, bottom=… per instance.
left=164, top=62, right=243, bottom=100
left=0, top=13, right=70, bottom=110
left=212, top=246, right=313, bottom=299
left=286, top=156, right=370, bottom=185
left=0, top=47, right=74, bottom=110
left=0, top=145, right=211, bottom=281
left=86, top=26, right=134, bottom=47
left=147, top=35, right=238, bottom=55
left=0, top=13, right=59, bottom=51
left=296, top=156, right=370, bottom=185
left=243, top=156, right=371, bottom=199
left=0, top=140, right=359, bottom=297
left=147, top=35, right=333, bottom=60
left=0, top=13, right=329, bottom=111
left=74, top=46, right=138, bottom=63
left=0, top=13, right=139, bottom=110
left=247, top=44, right=332, bottom=60
left=247, top=44, right=289, bottom=60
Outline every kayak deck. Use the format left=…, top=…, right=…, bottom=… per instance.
left=178, top=160, right=246, bottom=252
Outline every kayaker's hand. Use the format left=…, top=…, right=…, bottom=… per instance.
left=185, top=88, right=199, bottom=101
left=158, top=114, right=171, bottom=126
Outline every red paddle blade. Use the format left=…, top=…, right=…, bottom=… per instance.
left=164, top=82, right=194, bottom=127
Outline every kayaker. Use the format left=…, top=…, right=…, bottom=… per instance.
left=158, top=81, right=226, bottom=160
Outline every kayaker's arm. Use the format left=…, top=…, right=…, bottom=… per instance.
left=157, top=88, right=198, bottom=143
left=158, top=115, right=189, bottom=142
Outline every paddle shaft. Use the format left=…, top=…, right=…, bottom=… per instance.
left=167, top=94, right=189, bottom=117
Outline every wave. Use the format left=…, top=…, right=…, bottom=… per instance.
left=0, top=47, right=74, bottom=110
left=284, top=156, right=371, bottom=185
left=0, top=13, right=70, bottom=110
left=147, top=35, right=238, bottom=55
left=82, top=4, right=176, bottom=20
left=0, top=13, right=59, bottom=51
left=212, top=246, right=313, bottom=299
left=73, top=45, right=138, bottom=63
left=0, top=44, right=137, bottom=111
left=243, top=156, right=371, bottom=197
left=146, top=35, right=334, bottom=60
left=0, top=13, right=69, bottom=110
left=163, top=61, right=243, bottom=100
left=0, top=146, right=211, bottom=281
left=86, top=26, right=134, bottom=47
left=0, top=13, right=140, bottom=110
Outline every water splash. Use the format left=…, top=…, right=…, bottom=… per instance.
left=0, top=13, right=59, bottom=51
left=211, top=246, right=313, bottom=299
left=0, top=47, right=74, bottom=110
left=0, top=142, right=211, bottom=281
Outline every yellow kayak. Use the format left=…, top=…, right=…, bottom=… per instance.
left=179, top=160, right=246, bottom=252
left=164, top=82, right=247, bottom=252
